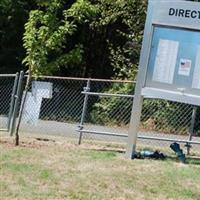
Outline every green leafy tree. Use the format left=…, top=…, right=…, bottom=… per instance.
left=16, top=0, right=99, bottom=145
left=24, top=0, right=83, bottom=75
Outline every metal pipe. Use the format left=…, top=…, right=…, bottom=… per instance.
left=78, top=79, right=91, bottom=144
left=81, top=91, right=134, bottom=98
left=186, top=106, right=197, bottom=154
left=76, top=129, right=128, bottom=138
left=0, top=74, right=16, bottom=77
left=138, top=135, right=200, bottom=145
left=76, top=129, right=200, bottom=145
left=7, top=72, right=19, bottom=132
left=9, top=71, right=24, bottom=136
left=24, top=75, right=136, bottom=83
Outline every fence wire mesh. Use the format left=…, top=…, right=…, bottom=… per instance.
left=0, top=74, right=199, bottom=155
left=0, top=75, right=16, bottom=130
left=138, top=99, right=200, bottom=155
left=19, top=77, right=87, bottom=138
left=75, top=79, right=135, bottom=146
left=78, top=80, right=200, bottom=155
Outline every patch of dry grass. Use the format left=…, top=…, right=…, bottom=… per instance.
left=0, top=133, right=200, bottom=200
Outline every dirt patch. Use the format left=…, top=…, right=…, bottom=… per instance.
left=0, top=132, right=125, bottom=153
left=0, top=134, right=61, bottom=149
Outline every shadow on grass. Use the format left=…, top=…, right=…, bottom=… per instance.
left=167, top=156, right=200, bottom=165
left=89, top=148, right=125, bottom=154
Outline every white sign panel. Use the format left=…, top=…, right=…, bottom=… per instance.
left=32, top=81, right=53, bottom=99
left=178, top=59, right=192, bottom=76
left=22, top=92, right=42, bottom=124
left=192, top=45, right=200, bottom=89
left=22, top=81, right=53, bottom=125
left=152, top=39, right=179, bottom=84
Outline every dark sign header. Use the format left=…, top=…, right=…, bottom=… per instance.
left=169, top=8, right=200, bottom=19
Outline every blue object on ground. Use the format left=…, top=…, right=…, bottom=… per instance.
left=133, top=150, right=166, bottom=160
left=170, top=142, right=186, bottom=163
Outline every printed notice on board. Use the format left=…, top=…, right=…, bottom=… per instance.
left=192, top=45, right=200, bottom=89
left=178, top=59, right=192, bottom=76
left=153, top=39, right=179, bottom=84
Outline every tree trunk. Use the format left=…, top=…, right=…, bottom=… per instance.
left=15, top=70, right=32, bottom=146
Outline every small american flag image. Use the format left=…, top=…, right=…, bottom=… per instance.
left=181, top=60, right=190, bottom=69
left=178, top=59, right=192, bottom=76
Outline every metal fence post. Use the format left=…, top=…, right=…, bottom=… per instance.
left=9, top=71, right=24, bottom=136
left=7, top=72, right=19, bottom=132
left=78, top=79, right=91, bottom=145
left=186, top=106, right=197, bottom=155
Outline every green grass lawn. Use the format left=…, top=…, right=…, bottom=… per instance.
left=0, top=134, right=200, bottom=200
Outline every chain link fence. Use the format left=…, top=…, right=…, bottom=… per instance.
left=76, top=80, right=200, bottom=155
left=78, top=80, right=134, bottom=143
left=1, top=73, right=200, bottom=155
left=0, top=74, right=17, bottom=131
left=138, top=99, right=200, bottom=155
left=19, top=76, right=87, bottom=138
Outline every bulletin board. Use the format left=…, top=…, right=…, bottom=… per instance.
left=145, top=26, right=200, bottom=97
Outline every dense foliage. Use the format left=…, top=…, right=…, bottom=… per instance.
left=0, top=0, right=147, bottom=78
left=1, top=0, right=199, bottom=77
left=0, top=0, right=36, bottom=73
